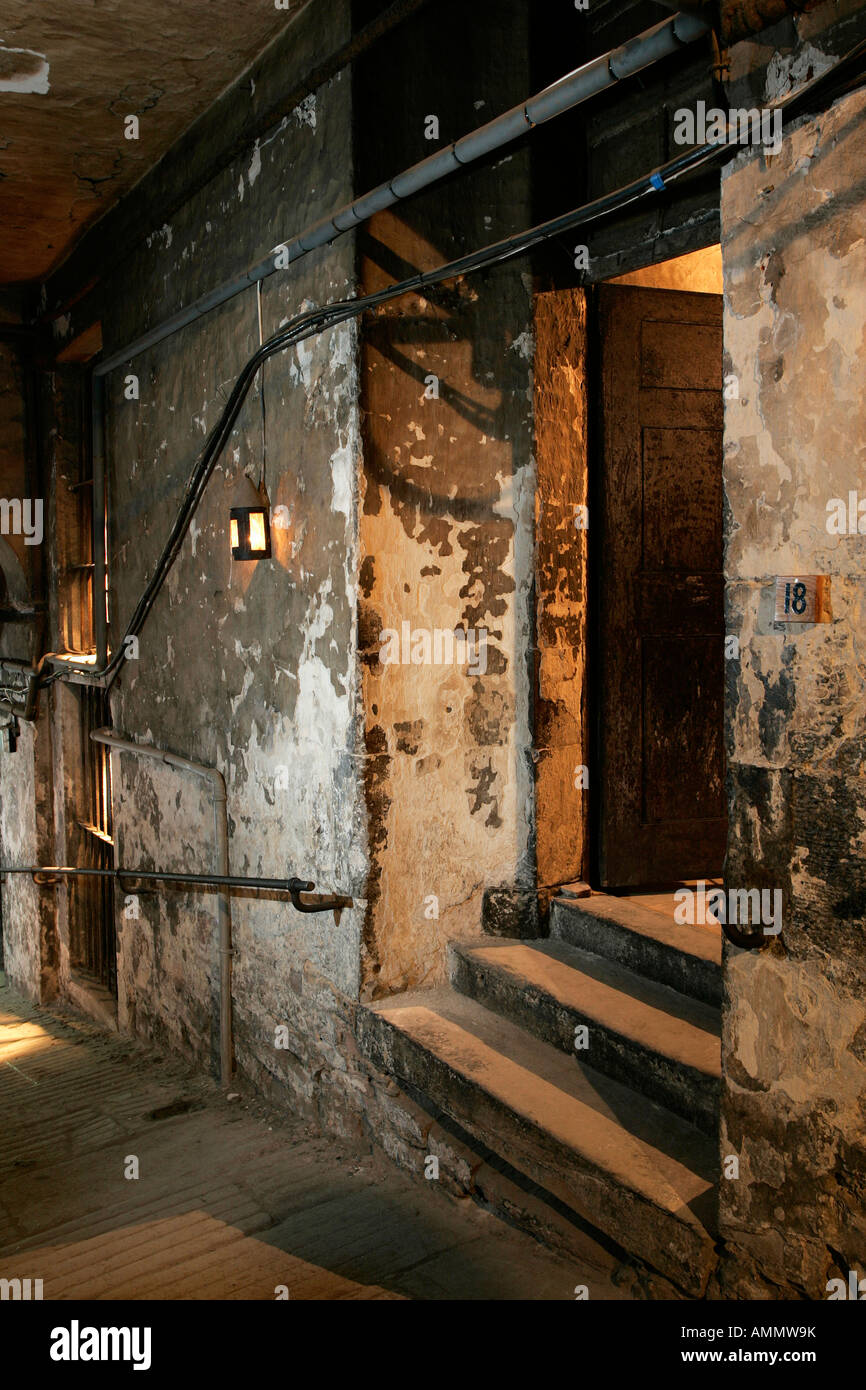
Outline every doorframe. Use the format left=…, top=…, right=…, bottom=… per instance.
left=586, top=282, right=604, bottom=891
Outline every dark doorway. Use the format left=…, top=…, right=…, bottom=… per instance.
left=69, top=685, right=117, bottom=996
left=593, top=283, right=727, bottom=889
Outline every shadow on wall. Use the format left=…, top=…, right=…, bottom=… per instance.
left=357, top=205, right=534, bottom=1000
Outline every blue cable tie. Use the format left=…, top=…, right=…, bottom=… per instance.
left=649, top=171, right=665, bottom=191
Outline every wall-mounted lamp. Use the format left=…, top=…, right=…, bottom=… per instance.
left=230, top=473, right=271, bottom=562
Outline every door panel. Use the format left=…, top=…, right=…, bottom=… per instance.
left=596, top=284, right=726, bottom=888
left=642, top=637, right=724, bottom=824
left=642, top=427, right=722, bottom=573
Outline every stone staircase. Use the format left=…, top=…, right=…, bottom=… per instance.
left=357, top=891, right=722, bottom=1296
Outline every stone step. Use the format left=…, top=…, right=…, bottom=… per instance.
left=357, top=988, right=718, bottom=1295
left=450, top=938, right=720, bottom=1135
left=551, top=893, right=722, bottom=1006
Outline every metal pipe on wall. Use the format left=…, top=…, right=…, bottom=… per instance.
left=90, top=727, right=234, bottom=1087
left=93, top=10, right=709, bottom=377
left=91, top=373, right=108, bottom=669
left=43, top=0, right=438, bottom=328
left=77, top=11, right=710, bottom=716
left=31, top=24, right=863, bottom=712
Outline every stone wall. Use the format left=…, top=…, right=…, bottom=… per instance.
left=720, top=85, right=866, bottom=1298
left=355, top=0, right=537, bottom=996
left=533, top=288, right=589, bottom=892
left=0, top=717, right=54, bottom=996
left=0, top=338, right=33, bottom=655
left=85, top=0, right=368, bottom=1081
left=4, top=0, right=866, bottom=1299
left=0, top=310, right=56, bottom=998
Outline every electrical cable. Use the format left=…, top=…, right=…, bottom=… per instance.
left=23, top=32, right=866, bottom=703
left=41, top=146, right=715, bottom=693
left=256, top=280, right=267, bottom=498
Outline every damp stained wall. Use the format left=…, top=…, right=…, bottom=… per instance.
left=354, top=0, right=536, bottom=997
left=720, top=84, right=866, bottom=1297
left=0, top=716, right=53, bottom=996
left=94, top=0, right=368, bottom=1087
left=0, top=340, right=33, bottom=638
left=0, top=323, right=56, bottom=999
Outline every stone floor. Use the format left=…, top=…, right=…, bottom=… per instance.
left=0, top=977, right=626, bottom=1301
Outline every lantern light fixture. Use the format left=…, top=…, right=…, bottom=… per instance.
left=230, top=472, right=271, bottom=562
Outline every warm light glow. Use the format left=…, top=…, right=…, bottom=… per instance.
left=230, top=497, right=271, bottom=562
left=248, top=511, right=267, bottom=552
left=0, top=1014, right=53, bottom=1061
left=607, top=245, right=723, bottom=294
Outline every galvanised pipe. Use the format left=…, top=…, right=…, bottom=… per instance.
left=37, top=31, right=866, bottom=706
left=93, top=11, right=709, bottom=377
left=91, top=373, right=108, bottom=668
left=67, top=9, right=709, bottom=712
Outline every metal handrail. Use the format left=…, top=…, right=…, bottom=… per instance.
left=0, top=864, right=352, bottom=915
left=718, top=918, right=777, bottom=951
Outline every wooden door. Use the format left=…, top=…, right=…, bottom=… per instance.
left=596, top=284, right=726, bottom=888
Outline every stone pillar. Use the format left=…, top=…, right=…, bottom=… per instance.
left=720, top=86, right=866, bottom=1297
left=355, top=0, right=536, bottom=997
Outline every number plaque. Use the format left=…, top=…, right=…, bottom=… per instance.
left=773, top=576, right=831, bottom=624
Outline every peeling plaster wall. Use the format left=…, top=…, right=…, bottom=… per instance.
left=0, top=718, right=54, bottom=997
left=355, top=0, right=536, bottom=997
left=0, top=341, right=33, bottom=643
left=0, top=331, right=56, bottom=998
left=95, top=0, right=368, bottom=1095
left=720, top=85, right=866, bottom=1297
